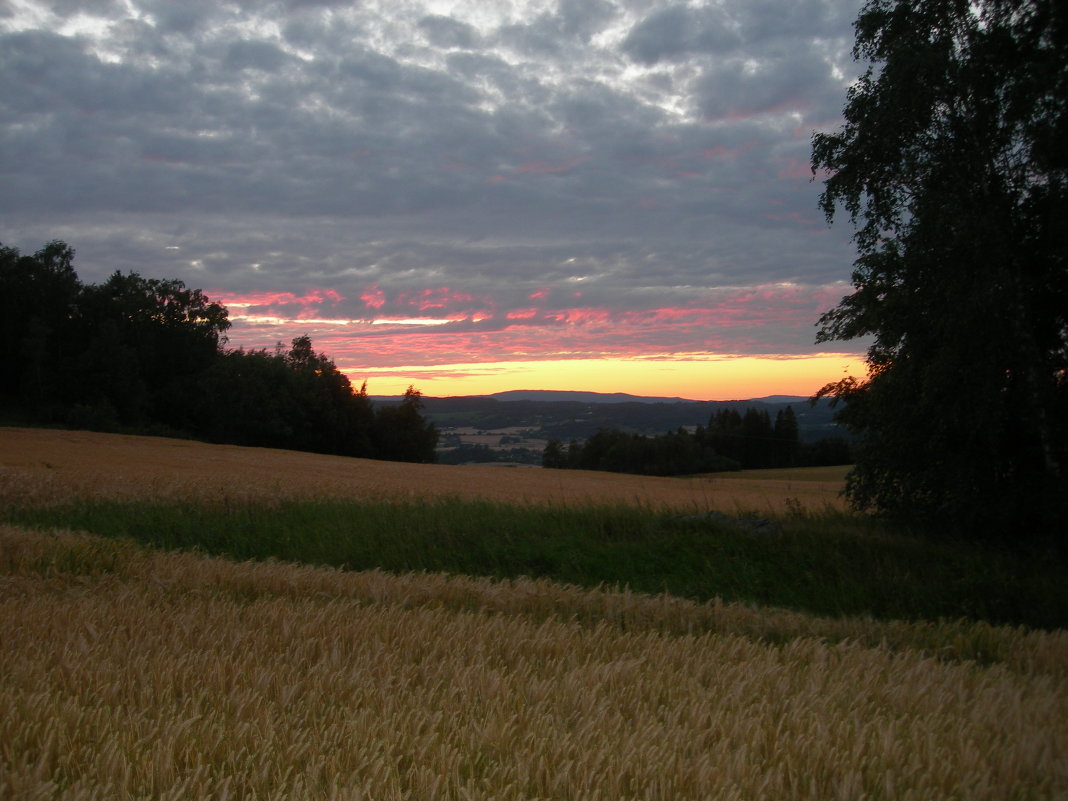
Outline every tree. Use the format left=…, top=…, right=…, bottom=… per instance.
left=191, top=337, right=376, bottom=457
left=812, top=0, right=1067, bottom=542
left=282, top=335, right=375, bottom=456
left=542, top=439, right=567, bottom=469
left=0, top=241, right=441, bottom=465
left=0, top=241, right=81, bottom=414
left=773, top=407, right=800, bottom=467
left=71, top=271, right=231, bottom=426
left=373, top=386, right=439, bottom=463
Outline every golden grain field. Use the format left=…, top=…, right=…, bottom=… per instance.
left=0, top=427, right=846, bottom=513
left=2, top=428, right=1066, bottom=800
left=3, top=527, right=1067, bottom=801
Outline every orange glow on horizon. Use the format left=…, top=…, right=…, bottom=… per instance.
left=338, top=353, right=866, bottom=401
left=213, top=282, right=866, bottom=400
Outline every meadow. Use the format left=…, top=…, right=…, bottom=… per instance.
left=2, top=427, right=1066, bottom=799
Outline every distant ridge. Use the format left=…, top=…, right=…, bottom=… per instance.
left=485, top=390, right=693, bottom=404
left=746, top=395, right=811, bottom=405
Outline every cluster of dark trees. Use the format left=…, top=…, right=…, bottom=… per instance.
left=702, top=407, right=797, bottom=469
left=702, top=407, right=852, bottom=468
left=543, top=428, right=739, bottom=476
left=0, top=241, right=438, bottom=462
left=812, top=0, right=1067, bottom=545
left=543, top=406, right=852, bottom=476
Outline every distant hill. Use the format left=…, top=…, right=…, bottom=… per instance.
left=746, top=395, right=812, bottom=405
left=484, top=390, right=693, bottom=404
left=401, top=391, right=846, bottom=445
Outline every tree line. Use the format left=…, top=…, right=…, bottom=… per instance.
left=0, top=241, right=438, bottom=462
left=543, top=406, right=852, bottom=475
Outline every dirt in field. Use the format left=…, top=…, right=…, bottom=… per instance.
left=0, top=427, right=847, bottom=513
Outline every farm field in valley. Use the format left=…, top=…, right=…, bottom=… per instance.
left=2, top=427, right=1066, bottom=800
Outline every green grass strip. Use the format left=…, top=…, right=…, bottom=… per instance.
left=4, top=496, right=1065, bottom=629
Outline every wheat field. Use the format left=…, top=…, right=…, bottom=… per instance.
left=3, top=526, right=1067, bottom=801
left=2, top=428, right=1066, bottom=800
left=0, top=427, right=846, bottom=513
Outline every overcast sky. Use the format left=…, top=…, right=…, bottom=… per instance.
left=1, top=0, right=868, bottom=399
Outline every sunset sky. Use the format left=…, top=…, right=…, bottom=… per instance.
left=1, top=0, right=869, bottom=400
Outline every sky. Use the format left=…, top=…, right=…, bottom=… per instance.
left=1, top=0, right=870, bottom=400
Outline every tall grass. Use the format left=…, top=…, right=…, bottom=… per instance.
left=4, top=495, right=1066, bottom=630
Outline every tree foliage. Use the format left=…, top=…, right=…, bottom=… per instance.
left=0, top=241, right=437, bottom=463
left=188, top=340, right=380, bottom=458
left=703, top=407, right=801, bottom=469
left=71, top=271, right=231, bottom=427
left=1, top=241, right=82, bottom=416
left=812, top=0, right=1067, bottom=542
left=373, top=386, right=440, bottom=464
left=543, top=427, right=740, bottom=476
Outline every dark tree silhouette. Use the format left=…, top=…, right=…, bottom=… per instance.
left=70, top=271, right=231, bottom=427
left=812, top=0, right=1067, bottom=542
left=1, top=241, right=437, bottom=464
left=0, top=241, right=81, bottom=416
left=373, top=386, right=439, bottom=463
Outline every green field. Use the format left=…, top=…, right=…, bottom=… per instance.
left=5, top=491, right=1066, bottom=632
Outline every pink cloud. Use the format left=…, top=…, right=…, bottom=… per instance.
left=217, top=288, right=345, bottom=312
left=543, top=307, right=614, bottom=326
left=360, top=285, right=386, bottom=310
left=397, top=287, right=477, bottom=311
left=220, top=282, right=851, bottom=379
left=630, top=307, right=712, bottom=324
left=506, top=308, right=540, bottom=320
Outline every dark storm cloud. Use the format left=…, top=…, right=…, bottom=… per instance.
left=1, top=0, right=864, bottom=368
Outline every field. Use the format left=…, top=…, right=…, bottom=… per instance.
left=440, top=425, right=549, bottom=454
left=2, top=427, right=1066, bottom=800
left=0, top=427, right=846, bottom=513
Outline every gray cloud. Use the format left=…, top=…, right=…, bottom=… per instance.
left=622, top=4, right=743, bottom=64
left=1, top=0, right=865, bottom=390
left=418, top=15, right=482, bottom=49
